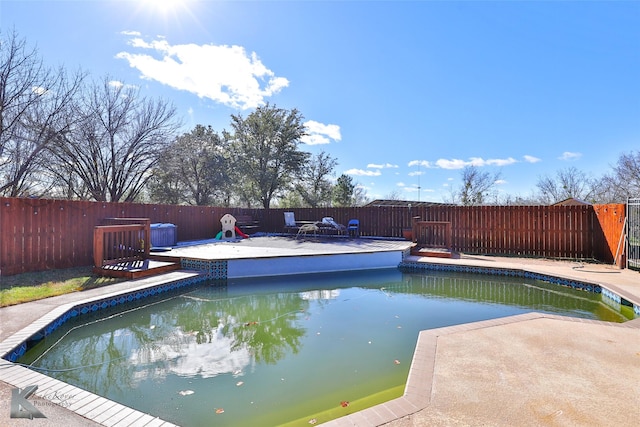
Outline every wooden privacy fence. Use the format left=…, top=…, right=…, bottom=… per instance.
left=0, top=197, right=626, bottom=276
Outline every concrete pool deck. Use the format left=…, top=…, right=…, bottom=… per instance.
left=1, top=237, right=639, bottom=426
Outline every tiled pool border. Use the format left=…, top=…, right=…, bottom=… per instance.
left=181, top=258, right=228, bottom=279
left=1, top=256, right=638, bottom=427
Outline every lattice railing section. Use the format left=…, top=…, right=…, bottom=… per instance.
left=413, top=221, right=452, bottom=250
left=93, top=220, right=150, bottom=268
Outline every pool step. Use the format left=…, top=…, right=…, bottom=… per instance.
left=94, top=258, right=181, bottom=279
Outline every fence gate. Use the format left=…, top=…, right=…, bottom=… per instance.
left=628, top=198, right=640, bottom=271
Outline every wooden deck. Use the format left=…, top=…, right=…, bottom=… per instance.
left=410, top=245, right=455, bottom=258
left=93, top=258, right=181, bottom=279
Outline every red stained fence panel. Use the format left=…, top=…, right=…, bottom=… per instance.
left=0, top=197, right=624, bottom=276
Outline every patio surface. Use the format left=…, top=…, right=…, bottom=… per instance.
left=1, top=237, right=639, bottom=426
left=160, top=235, right=414, bottom=259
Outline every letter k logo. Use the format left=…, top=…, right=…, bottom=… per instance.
left=10, top=385, right=46, bottom=419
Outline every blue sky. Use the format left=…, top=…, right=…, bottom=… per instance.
left=2, top=0, right=639, bottom=202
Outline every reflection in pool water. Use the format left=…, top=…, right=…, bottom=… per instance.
left=18, top=269, right=631, bottom=426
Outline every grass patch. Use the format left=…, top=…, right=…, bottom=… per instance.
left=0, top=267, right=123, bottom=307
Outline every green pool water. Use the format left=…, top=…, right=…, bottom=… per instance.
left=18, top=268, right=633, bottom=426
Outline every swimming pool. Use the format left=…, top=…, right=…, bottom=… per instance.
left=16, top=268, right=633, bottom=426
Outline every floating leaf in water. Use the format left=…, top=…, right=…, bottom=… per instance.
left=215, top=408, right=225, bottom=414
left=394, top=359, right=401, bottom=365
left=236, top=381, right=244, bottom=387
left=178, top=390, right=194, bottom=396
left=340, top=401, right=350, bottom=407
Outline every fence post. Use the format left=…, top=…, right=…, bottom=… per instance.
left=93, top=227, right=104, bottom=268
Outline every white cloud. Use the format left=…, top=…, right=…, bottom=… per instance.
left=434, top=157, right=517, bottom=169
left=408, top=160, right=431, bottom=168
left=116, top=34, right=288, bottom=110
left=523, top=155, right=541, bottom=163
left=32, top=86, right=48, bottom=95
left=408, top=170, right=424, bottom=177
left=108, top=80, right=124, bottom=89
left=485, top=157, right=517, bottom=166
left=301, top=120, right=341, bottom=145
left=344, top=168, right=381, bottom=177
left=559, top=151, right=582, bottom=161
left=435, top=158, right=469, bottom=169
left=305, top=120, right=341, bottom=140
left=495, top=179, right=508, bottom=185
left=367, top=163, right=398, bottom=169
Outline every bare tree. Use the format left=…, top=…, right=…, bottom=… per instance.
left=455, top=166, right=502, bottom=206
left=48, top=76, right=181, bottom=202
left=353, top=183, right=370, bottom=206
left=295, top=151, right=337, bottom=207
left=499, top=193, right=541, bottom=206
left=534, top=166, right=595, bottom=204
left=384, top=189, right=404, bottom=200
left=148, top=125, right=231, bottom=205
left=0, top=30, right=85, bottom=196
left=597, top=151, right=640, bottom=202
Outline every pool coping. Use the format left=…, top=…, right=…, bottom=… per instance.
left=1, top=255, right=639, bottom=426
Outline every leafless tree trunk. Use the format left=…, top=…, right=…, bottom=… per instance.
left=611, top=151, right=640, bottom=200
left=295, top=151, right=337, bottom=207
left=48, top=76, right=181, bottom=202
left=457, top=166, right=502, bottom=206
left=147, top=125, right=232, bottom=205
left=0, top=29, right=85, bottom=197
left=535, top=166, right=594, bottom=204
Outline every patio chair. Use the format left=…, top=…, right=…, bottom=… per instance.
left=347, top=219, right=360, bottom=238
left=321, top=217, right=346, bottom=234
left=297, top=223, right=319, bottom=239
left=284, top=212, right=299, bottom=234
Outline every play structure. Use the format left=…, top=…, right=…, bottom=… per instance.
left=215, top=214, right=249, bottom=240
